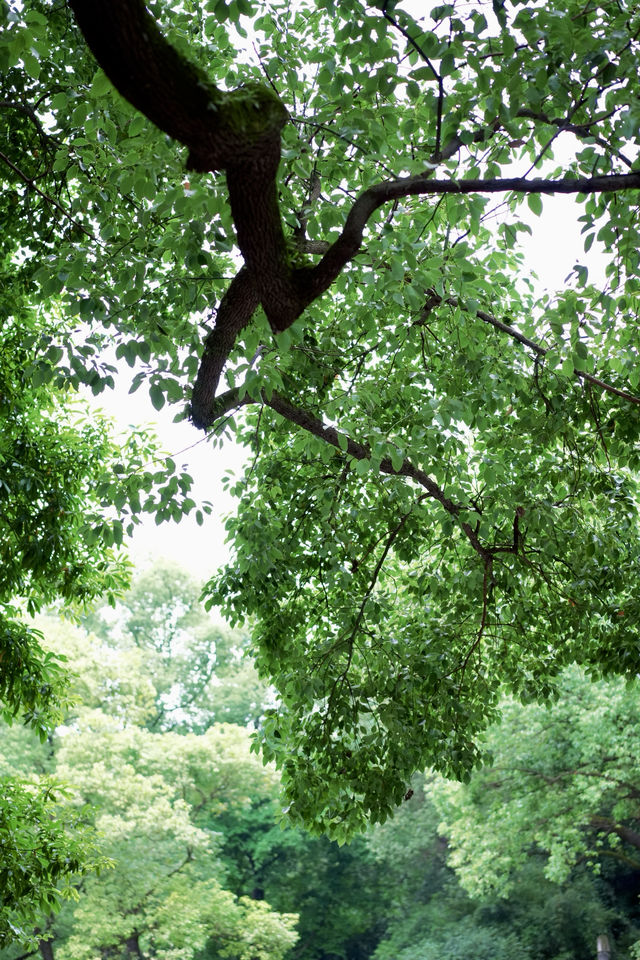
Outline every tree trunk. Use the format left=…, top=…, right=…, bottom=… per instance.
left=124, top=934, right=144, bottom=959
left=39, top=940, right=54, bottom=960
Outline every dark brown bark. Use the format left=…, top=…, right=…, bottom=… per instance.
left=67, top=0, right=287, bottom=169
left=124, top=934, right=144, bottom=959
left=38, top=940, right=54, bottom=960
left=190, top=268, right=259, bottom=429
left=67, top=0, right=297, bottom=332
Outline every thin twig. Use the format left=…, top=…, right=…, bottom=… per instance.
left=0, top=148, right=95, bottom=239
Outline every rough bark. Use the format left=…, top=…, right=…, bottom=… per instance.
left=38, top=941, right=54, bottom=960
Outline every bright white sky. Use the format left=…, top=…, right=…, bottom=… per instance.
left=95, top=383, right=246, bottom=581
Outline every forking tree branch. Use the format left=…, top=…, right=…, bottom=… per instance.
left=203, top=386, right=497, bottom=561
left=67, top=0, right=640, bottom=431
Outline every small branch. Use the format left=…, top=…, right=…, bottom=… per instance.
left=516, top=107, right=633, bottom=168
left=421, top=292, right=640, bottom=407
left=0, top=98, right=58, bottom=149
left=0, top=148, right=95, bottom=238
left=328, top=499, right=427, bottom=709
left=434, top=120, right=502, bottom=164
left=575, top=369, right=640, bottom=406
left=521, top=84, right=591, bottom=175
left=294, top=169, right=322, bottom=242
left=454, top=557, right=493, bottom=686
left=380, top=0, right=443, bottom=153
left=352, top=496, right=428, bottom=642
left=379, top=1, right=440, bottom=84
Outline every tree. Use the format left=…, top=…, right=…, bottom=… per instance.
left=431, top=668, right=640, bottom=903
left=368, top=774, right=639, bottom=960
left=217, top=797, right=387, bottom=960
left=0, top=245, right=202, bottom=942
left=3, top=0, right=640, bottom=837
left=79, top=567, right=387, bottom=960
left=0, top=616, right=298, bottom=960
left=83, top=560, right=268, bottom=730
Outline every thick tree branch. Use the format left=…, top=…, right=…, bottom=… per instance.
left=190, top=269, right=259, bottom=430
left=67, top=0, right=288, bottom=168
left=193, top=168, right=640, bottom=405
left=68, top=0, right=301, bottom=330
left=309, top=171, right=640, bottom=304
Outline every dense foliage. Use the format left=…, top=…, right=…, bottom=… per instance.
left=433, top=668, right=640, bottom=896
left=0, top=587, right=298, bottom=959
left=0, top=213, right=201, bottom=942
left=0, top=570, right=639, bottom=959
left=2, top=0, right=640, bottom=876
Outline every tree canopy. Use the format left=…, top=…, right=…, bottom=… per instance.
left=432, top=666, right=640, bottom=896
left=2, top=0, right=640, bottom=842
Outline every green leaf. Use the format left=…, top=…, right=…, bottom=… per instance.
left=527, top=193, right=543, bottom=216
left=149, top=385, right=166, bottom=410
left=90, top=68, right=112, bottom=96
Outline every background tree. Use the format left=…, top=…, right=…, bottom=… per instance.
left=216, top=798, right=386, bottom=960
left=367, top=769, right=639, bottom=960
left=0, top=257, right=201, bottom=943
left=2, top=0, right=640, bottom=837
left=0, top=613, right=297, bottom=960
left=83, top=560, right=268, bottom=730
left=3, top=582, right=640, bottom=960
left=431, top=668, right=640, bottom=908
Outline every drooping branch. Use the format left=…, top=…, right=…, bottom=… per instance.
left=202, top=387, right=492, bottom=561
left=420, top=292, right=640, bottom=407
